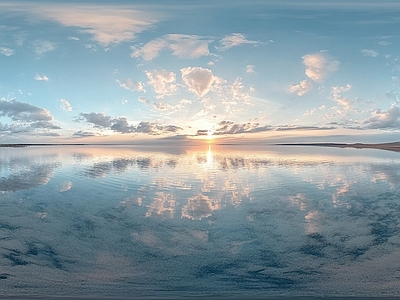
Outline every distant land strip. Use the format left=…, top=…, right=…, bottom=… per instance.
left=0, top=143, right=123, bottom=148
left=2, top=142, right=400, bottom=153
left=278, top=142, right=400, bottom=152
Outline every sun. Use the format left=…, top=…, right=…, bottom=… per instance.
left=206, top=130, right=214, bottom=142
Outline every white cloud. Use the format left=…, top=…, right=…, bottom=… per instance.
left=131, top=34, right=211, bottom=61
left=230, top=77, right=253, bottom=104
left=60, top=99, right=72, bottom=111
left=331, top=84, right=352, bottom=105
left=246, top=65, right=255, bottom=74
left=302, top=51, right=339, bottom=83
left=363, top=105, right=400, bottom=129
left=33, top=40, right=56, bottom=55
left=289, top=80, right=312, bottom=96
left=131, top=39, right=167, bottom=61
left=378, top=40, right=390, bottom=46
left=117, top=79, right=145, bottom=92
left=191, top=109, right=209, bottom=120
left=329, top=84, right=353, bottom=116
left=1, top=3, right=159, bottom=47
left=152, top=99, right=192, bottom=113
left=167, top=34, right=211, bottom=59
left=361, top=49, right=379, bottom=57
left=218, top=33, right=260, bottom=51
left=201, top=97, right=216, bottom=111
left=145, top=69, right=178, bottom=98
left=303, top=108, right=317, bottom=116
left=181, top=67, right=219, bottom=97
left=138, top=96, right=150, bottom=104
left=217, top=77, right=254, bottom=115
left=85, top=44, right=97, bottom=51
left=180, top=69, right=253, bottom=115
left=35, top=74, right=49, bottom=81
left=0, top=47, right=14, bottom=56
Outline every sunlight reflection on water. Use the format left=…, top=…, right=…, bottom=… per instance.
left=1, top=145, right=400, bottom=298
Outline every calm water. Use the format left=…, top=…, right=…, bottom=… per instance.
left=1, top=145, right=400, bottom=299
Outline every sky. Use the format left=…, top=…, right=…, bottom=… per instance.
left=1, top=0, right=400, bottom=144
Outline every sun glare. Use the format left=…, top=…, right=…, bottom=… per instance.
left=206, top=130, right=214, bottom=142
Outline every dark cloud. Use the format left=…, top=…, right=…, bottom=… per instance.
left=197, top=121, right=336, bottom=136
left=206, top=121, right=272, bottom=135
left=39, top=132, right=62, bottom=137
left=196, top=129, right=208, bottom=136
left=0, top=123, right=18, bottom=132
left=214, top=121, right=271, bottom=135
left=0, top=99, right=53, bottom=122
left=275, top=125, right=336, bottom=131
left=73, top=130, right=98, bottom=137
left=78, top=112, right=182, bottom=135
left=29, top=121, right=61, bottom=129
left=159, top=124, right=182, bottom=133
left=0, top=124, right=30, bottom=134
left=110, top=117, right=136, bottom=133
left=0, top=99, right=60, bottom=135
left=135, top=121, right=182, bottom=135
left=78, top=112, right=112, bottom=127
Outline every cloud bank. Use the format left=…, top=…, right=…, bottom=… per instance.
left=0, top=98, right=60, bottom=135
left=363, top=105, right=400, bottom=129
left=78, top=112, right=182, bottom=135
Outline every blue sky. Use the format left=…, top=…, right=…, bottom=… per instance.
left=1, top=0, right=400, bottom=144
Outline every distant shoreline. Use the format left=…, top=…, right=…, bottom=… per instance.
left=278, top=142, right=400, bottom=152
left=1, top=142, right=400, bottom=152
left=0, top=143, right=124, bottom=148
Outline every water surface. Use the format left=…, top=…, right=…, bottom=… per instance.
left=1, top=145, right=400, bottom=299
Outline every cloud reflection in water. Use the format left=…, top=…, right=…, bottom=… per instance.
left=1, top=145, right=400, bottom=297
left=0, top=163, right=60, bottom=192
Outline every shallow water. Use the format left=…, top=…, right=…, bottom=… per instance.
left=1, top=144, right=400, bottom=299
